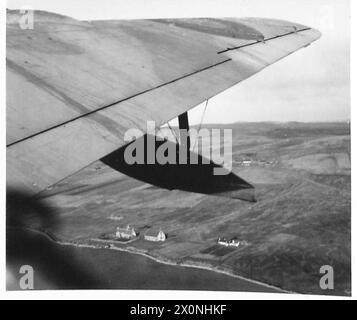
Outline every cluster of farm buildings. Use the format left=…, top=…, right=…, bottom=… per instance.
left=234, top=153, right=276, bottom=167
left=115, top=225, right=166, bottom=242
left=217, top=237, right=240, bottom=247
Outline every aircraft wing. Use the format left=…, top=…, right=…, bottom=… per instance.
left=6, top=10, right=321, bottom=194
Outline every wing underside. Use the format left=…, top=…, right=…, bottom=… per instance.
left=6, top=10, right=321, bottom=194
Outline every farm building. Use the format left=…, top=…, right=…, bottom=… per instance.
left=218, top=237, right=242, bottom=247
left=115, top=225, right=137, bottom=239
left=228, top=238, right=240, bottom=247
left=144, top=228, right=166, bottom=242
left=217, top=238, right=229, bottom=246
left=242, top=160, right=252, bottom=166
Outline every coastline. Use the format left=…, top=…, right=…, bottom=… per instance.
left=11, top=226, right=290, bottom=294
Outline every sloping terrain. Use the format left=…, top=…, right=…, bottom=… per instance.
left=23, top=122, right=350, bottom=295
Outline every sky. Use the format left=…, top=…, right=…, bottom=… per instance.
left=6, top=0, right=350, bottom=124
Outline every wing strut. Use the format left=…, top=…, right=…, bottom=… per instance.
left=167, top=121, right=179, bottom=144
left=192, top=99, right=209, bottom=151
left=178, top=112, right=190, bottom=152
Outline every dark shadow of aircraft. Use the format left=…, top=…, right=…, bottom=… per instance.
left=101, top=134, right=256, bottom=202
left=6, top=191, right=104, bottom=290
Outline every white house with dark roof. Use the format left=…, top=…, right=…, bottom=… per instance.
left=144, top=228, right=166, bottom=242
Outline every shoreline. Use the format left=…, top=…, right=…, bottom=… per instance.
left=10, top=226, right=291, bottom=294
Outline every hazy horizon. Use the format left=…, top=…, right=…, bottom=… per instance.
left=162, top=120, right=351, bottom=129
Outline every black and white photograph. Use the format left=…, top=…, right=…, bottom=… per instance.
left=2, top=0, right=353, bottom=301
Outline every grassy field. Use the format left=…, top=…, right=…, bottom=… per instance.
left=34, top=122, right=351, bottom=295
